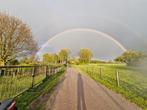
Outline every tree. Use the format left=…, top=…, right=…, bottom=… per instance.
left=9, top=59, right=19, bottom=65
left=52, top=53, right=59, bottom=64
left=19, top=55, right=39, bottom=65
left=58, top=48, right=70, bottom=63
left=79, top=48, right=93, bottom=63
left=0, top=13, right=37, bottom=65
left=43, top=53, right=59, bottom=64
left=43, top=53, right=53, bottom=64
left=19, top=57, right=30, bottom=64
left=115, top=50, right=146, bottom=66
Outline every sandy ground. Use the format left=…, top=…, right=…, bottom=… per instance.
left=45, top=68, right=141, bottom=110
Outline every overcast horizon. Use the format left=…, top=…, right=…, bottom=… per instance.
left=0, top=0, right=147, bottom=60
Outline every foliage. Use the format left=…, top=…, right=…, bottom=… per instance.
left=19, top=55, right=39, bottom=65
left=43, top=53, right=59, bottom=64
left=9, top=59, right=19, bottom=65
left=115, top=50, right=146, bottom=66
left=69, top=58, right=80, bottom=65
left=0, top=13, right=38, bottom=65
left=58, top=48, right=70, bottom=63
left=42, top=48, right=70, bottom=64
left=79, top=48, right=93, bottom=63
left=0, top=58, right=4, bottom=66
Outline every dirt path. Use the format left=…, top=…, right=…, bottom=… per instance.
left=45, top=68, right=141, bottom=110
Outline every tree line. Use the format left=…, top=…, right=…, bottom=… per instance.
left=42, top=48, right=93, bottom=65
left=43, top=48, right=70, bottom=64
left=115, top=50, right=147, bottom=66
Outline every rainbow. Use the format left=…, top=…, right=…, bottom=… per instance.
left=37, top=28, right=127, bottom=55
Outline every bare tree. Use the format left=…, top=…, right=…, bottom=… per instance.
left=0, top=13, right=38, bottom=65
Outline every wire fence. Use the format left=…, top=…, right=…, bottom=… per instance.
left=78, top=64, right=147, bottom=108
left=0, top=65, right=63, bottom=101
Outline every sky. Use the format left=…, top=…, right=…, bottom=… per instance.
left=0, top=0, right=147, bottom=60
left=37, top=29, right=126, bottom=60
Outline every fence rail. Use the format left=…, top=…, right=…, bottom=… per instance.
left=0, top=65, right=63, bottom=101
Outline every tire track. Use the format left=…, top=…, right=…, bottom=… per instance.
left=77, top=73, right=87, bottom=110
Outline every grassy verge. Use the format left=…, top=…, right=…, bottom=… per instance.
left=74, top=64, right=147, bottom=110
left=16, top=68, right=65, bottom=110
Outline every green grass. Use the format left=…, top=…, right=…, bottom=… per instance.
left=74, top=63, right=147, bottom=110
left=0, top=73, right=45, bottom=100
left=16, top=68, right=65, bottom=110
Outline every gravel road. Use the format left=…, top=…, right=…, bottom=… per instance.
left=46, top=68, right=141, bottom=110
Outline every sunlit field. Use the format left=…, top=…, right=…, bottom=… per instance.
left=0, top=74, right=45, bottom=100
left=74, top=63, right=147, bottom=109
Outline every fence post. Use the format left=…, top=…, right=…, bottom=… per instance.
left=45, top=66, right=49, bottom=78
left=100, top=66, right=102, bottom=79
left=31, top=67, right=36, bottom=88
left=92, top=67, right=95, bottom=77
left=116, top=70, right=120, bottom=87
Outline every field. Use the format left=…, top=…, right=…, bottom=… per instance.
left=0, top=74, right=45, bottom=100
left=74, top=63, right=147, bottom=109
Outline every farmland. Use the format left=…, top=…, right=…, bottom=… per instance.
left=74, top=63, right=147, bottom=109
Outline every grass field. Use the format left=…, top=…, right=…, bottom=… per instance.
left=74, top=63, right=147, bottom=109
left=0, top=73, right=45, bottom=100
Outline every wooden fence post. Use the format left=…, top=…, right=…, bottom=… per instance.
left=92, top=67, right=94, bottom=76
left=116, top=70, right=120, bottom=87
left=31, top=67, right=35, bottom=88
left=49, top=67, right=51, bottom=76
left=100, top=66, right=102, bottom=79
left=45, top=66, right=49, bottom=78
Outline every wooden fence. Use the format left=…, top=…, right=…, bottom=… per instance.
left=0, top=65, right=63, bottom=101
